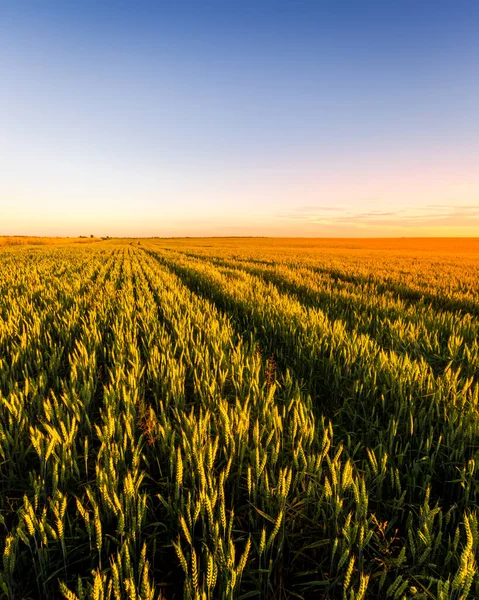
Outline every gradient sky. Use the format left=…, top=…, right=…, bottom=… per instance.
left=1, top=1, right=478, bottom=237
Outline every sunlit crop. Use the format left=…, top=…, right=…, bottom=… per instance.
left=0, top=237, right=478, bottom=599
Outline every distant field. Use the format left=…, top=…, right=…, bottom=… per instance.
left=0, top=236, right=101, bottom=247
left=1, top=238, right=478, bottom=599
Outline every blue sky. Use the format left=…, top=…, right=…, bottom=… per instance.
left=1, top=1, right=478, bottom=236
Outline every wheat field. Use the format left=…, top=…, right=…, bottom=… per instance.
left=0, top=237, right=478, bottom=599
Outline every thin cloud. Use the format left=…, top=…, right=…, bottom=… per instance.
left=427, top=204, right=479, bottom=209
left=296, top=205, right=343, bottom=212
left=276, top=203, right=479, bottom=229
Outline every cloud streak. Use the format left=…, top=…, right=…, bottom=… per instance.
left=277, top=204, right=479, bottom=230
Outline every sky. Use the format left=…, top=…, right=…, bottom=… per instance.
left=1, top=0, right=478, bottom=237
